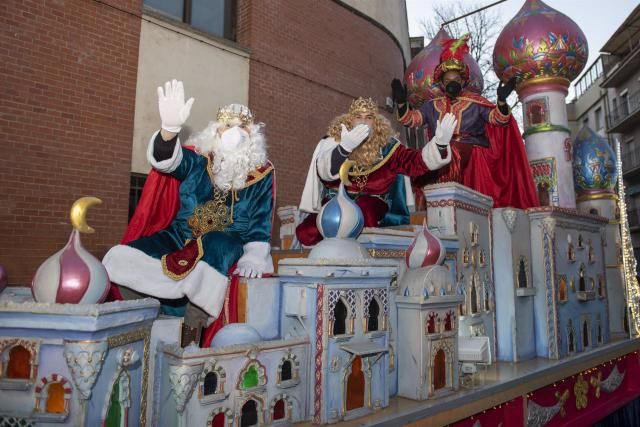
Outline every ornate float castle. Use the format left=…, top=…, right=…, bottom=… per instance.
left=0, top=1, right=639, bottom=426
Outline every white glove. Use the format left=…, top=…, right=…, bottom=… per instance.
left=157, top=79, right=195, bottom=133
left=233, top=242, right=274, bottom=279
left=339, top=123, right=370, bottom=152
left=434, top=112, right=457, bottom=147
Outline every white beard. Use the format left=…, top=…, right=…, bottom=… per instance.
left=186, top=121, right=267, bottom=191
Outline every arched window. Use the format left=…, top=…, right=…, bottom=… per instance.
left=333, top=299, right=348, bottom=336
left=568, top=320, right=575, bottom=353
left=559, top=277, right=567, bottom=302
left=367, top=298, right=380, bottom=332
left=427, top=313, right=436, bottom=334
left=444, top=312, right=453, bottom=331
left=470, top=284, right=478, bottom=314
left=242, top=366, right=258, bottom=389
left=280, top=360, right=292, bottom=382
left=6, top=345, right=31, bottom=379
left=589, top=208, right=599, bottom=216
left=518, top=259, right=528, bottom=288
left=204, top=372, right=218, bottom=395
left=583, top=320, right=590, bottom=349
left=211, top=413, right=226, bottom=427
left=579, top=266, right=586, bottom=292
left=273, top=399, right=285, bottom=421
left=241, top=400, right=258, bottom=427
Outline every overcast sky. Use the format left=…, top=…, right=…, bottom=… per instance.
left=406, top=0, right=637, bottom=80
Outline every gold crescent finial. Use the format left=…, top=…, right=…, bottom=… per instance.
left=70, top=197, right=103, bottom=234
left=339, top=160, right=356, bottom=186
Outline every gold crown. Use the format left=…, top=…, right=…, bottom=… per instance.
left=216, top=104, right=254, bottom=126
left=348, top=97, right=378, bottom=116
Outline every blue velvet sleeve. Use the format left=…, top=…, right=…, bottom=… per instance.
left=171, top=147, right=204, bottom=181
left=226, top=170, right=274, bottom=244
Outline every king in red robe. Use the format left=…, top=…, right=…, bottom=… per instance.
left=392, top=35, right=539, bottom=209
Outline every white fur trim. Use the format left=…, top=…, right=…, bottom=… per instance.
left=235, top=241, right=274, bottom=277
left=103, top=245, right=228, bottom=318
left=147, top=130, right=183, bottom=173
left=299, top=137, right=339, bottom=213
left=421, top=138, right=451, bottom=171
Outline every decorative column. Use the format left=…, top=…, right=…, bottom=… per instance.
left=168, top=363, right=203, bottom=427
left=63, top=340, right=108, bottom=426
left=493, top=0, right=589, bottom=209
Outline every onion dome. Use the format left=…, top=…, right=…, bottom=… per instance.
left=493, top=0, right=588, bottom=89
left=210, top=323, right=262, bottom=348
left=572, top=126, right=618, bottom=198
left=316, top=183, right=364, bottom=239
left=32, top=229, right=110, bottom=304
left=400, top=265, right=455, bottom=300
left=31, top=197, right=110, bottom=304
left=405, top=221, right=445, bottom=268
left=405, top=29, right=483, bottom=107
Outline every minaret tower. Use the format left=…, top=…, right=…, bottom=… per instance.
left=493, top=0, right=588, bottom=208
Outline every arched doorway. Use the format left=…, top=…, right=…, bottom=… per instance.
left=241, top=400, right=258, bottom=427
left=273, top=399, right=285, bottom=420
left=211, top=412, right=225, bottom=427
left=204, top=372, right=218, bottom=395
left=367, top=299, right=380, bottom=332
left=346, top=356, right=365, bottom=411
left=46, top=383, right=66, bottom=414
left=6, top=345, right=30, bottom=379
left=433, top=349, right=446, bottom=390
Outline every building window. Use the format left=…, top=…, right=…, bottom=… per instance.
left=204, top=372, right=218, bottom=395
left=129, top=173, right=147, bottom=221
left=332, top=299, right=348, bottom=336
left=595, top=107, right=603, bottom=130
left=470, top=282, right=478, bottom=314
left=582, top=320, right=590, bottom=350
left=241, top=366, right=258, bottom=389
left=621, top=92, right=630, bottom=116
left=144, top=0, right=237, bottom=41
left=366, top=298, right=380, bottom=332
left=582, top=116, right=589, bottom=127
left=517, top=258, right=528, bottom=288
left=6, top=345, right=31, bottom=379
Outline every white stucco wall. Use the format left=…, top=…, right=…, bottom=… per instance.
left=131, top=15, right=250, bottom=174
left=341, top=0, right=411, bottom=62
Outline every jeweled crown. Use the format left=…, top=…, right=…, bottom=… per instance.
left=216, top=104, right=254, bottom=126
left=348, top=97, right=378, bottom=116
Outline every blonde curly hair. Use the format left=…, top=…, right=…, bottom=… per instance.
left=328, top=113, right=397, bottom=169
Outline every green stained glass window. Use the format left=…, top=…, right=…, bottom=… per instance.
left=242, top=365, right=259, bottom=389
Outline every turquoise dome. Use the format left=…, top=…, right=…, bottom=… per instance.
left=572, top=126, right=617, bottom=197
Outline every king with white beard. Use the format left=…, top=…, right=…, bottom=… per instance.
left=103, top=80, right=274, bottom=323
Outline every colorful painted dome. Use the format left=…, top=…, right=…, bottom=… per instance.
left=493, top=0, right=588, bottom=86
left=572, top=126, right=618, bottom=197
left=405, top=29, right=483, bottom=107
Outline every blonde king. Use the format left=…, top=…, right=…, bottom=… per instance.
left=327, top=113, right=396, bottom=169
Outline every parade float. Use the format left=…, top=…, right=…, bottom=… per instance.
left=1, top=1, right=639, bottom=426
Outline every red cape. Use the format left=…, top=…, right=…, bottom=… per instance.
left=107, top=147, right=242, bottom=347
left=426, top=93, right=540, bottom=209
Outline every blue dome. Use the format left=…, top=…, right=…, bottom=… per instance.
left=317, top=184, right=364, bottom=239
left=210, top=323, right=262, bottom=348
left=572, top=126, right=617, bottom=196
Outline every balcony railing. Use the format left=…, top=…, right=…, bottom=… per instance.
left=621, top=146, right=640, bottom=173
left=573, top=56, right=604, bottom=99
left=608, top=89, right=640, bottom=131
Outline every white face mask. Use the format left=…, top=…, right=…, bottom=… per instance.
left=219, top=126, right=249, bottom=151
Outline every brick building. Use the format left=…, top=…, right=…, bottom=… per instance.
left=0, top=0, right=410, bottom=284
